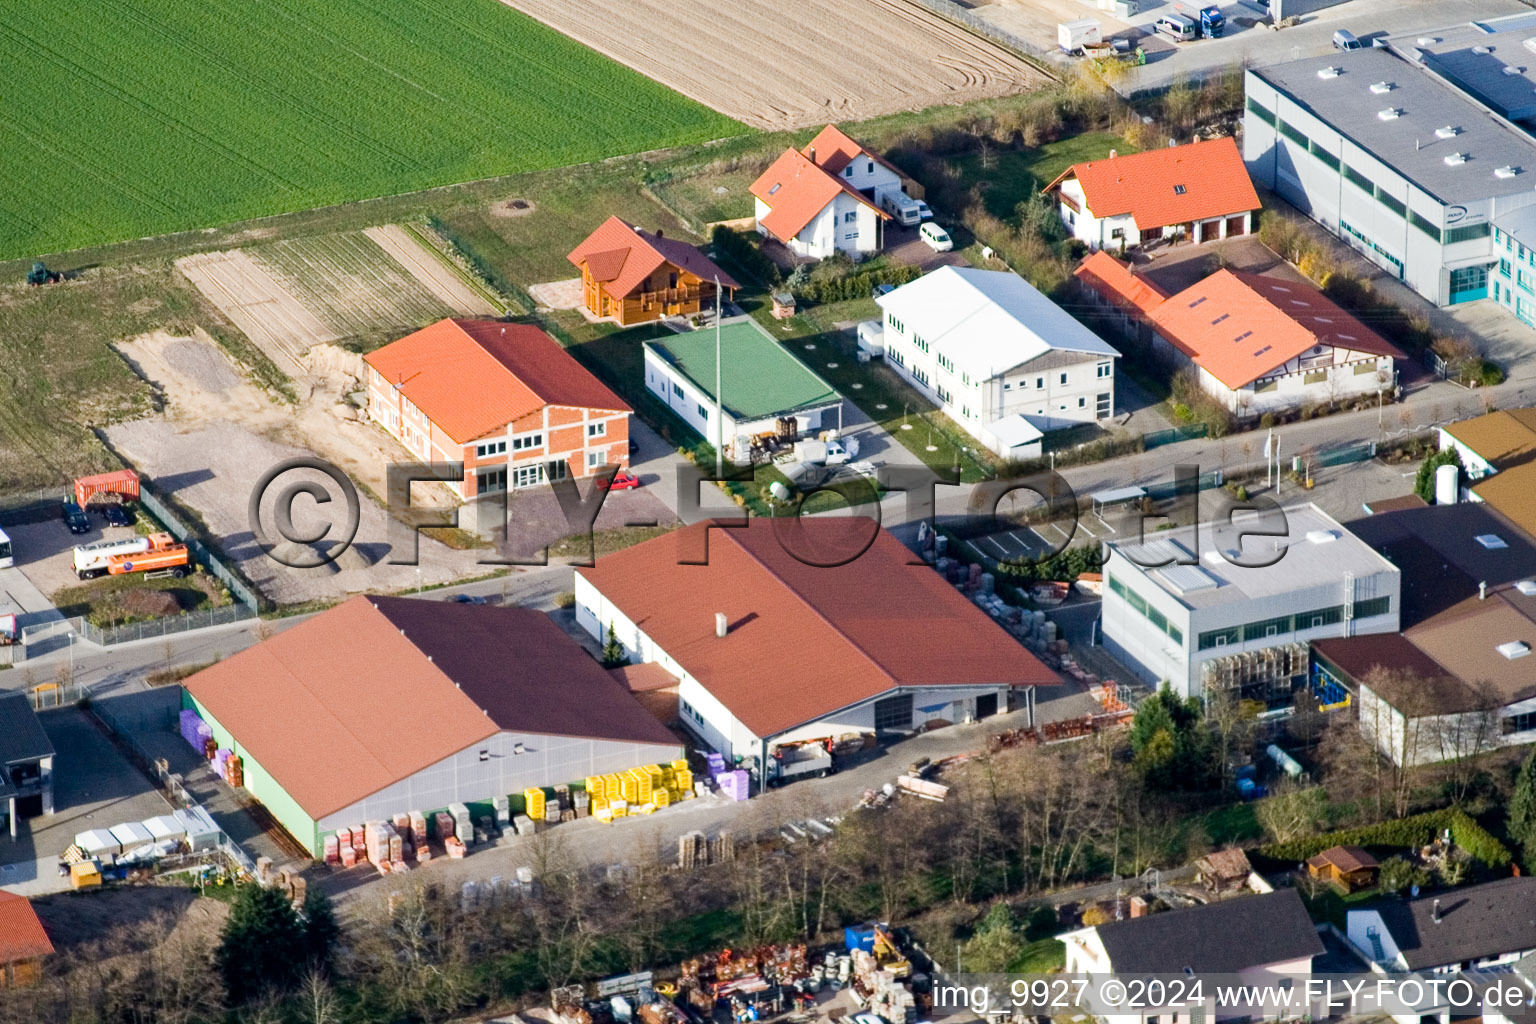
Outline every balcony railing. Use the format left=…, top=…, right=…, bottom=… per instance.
left=637, top=285, right=705, bottom=305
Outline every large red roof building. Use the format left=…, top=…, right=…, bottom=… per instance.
left=574, top=517, right=1058, bottom=775
left=364, top=318, right=630, bottom=500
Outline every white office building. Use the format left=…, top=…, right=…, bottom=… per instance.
left=1102, top=503, right=1400, bottom=703
left=1244, top=45, right=1536, bottom=312
left=874, top=266, right=1120, bottom=459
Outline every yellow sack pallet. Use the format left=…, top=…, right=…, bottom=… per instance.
left=524, top=788, right=545, bottom=820
left=585, top=776, right=606, bottom=801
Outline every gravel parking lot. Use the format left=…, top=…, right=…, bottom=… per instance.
left=5, top=514, right=143, bottom=601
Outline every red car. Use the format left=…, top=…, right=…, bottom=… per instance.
left=598, top=470, right=642, bottom=491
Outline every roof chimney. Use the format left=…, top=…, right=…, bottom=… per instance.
left=1109, top=149, right=1117, bottom=159
left=1480, top=581, right=1488, bottom=600
left=808, top=146, right=816, bottom=163
left=1432, top=899, right=1442, bottom=924
left=715, top=612, right=728, bottom=638
left=655, top=228, right=664, bottom=238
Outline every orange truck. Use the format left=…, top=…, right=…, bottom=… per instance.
left=107, top=533, right=189, bottom=577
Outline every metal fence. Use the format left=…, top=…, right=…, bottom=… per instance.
left=79, top=602, right=257, bottom=647
left=137, top=487, right=261, bottom=610
left=1143, top=423, right=1210, bottom=450
left=1315, top=441, right=1377, bottom=468
left=906, top=0, right=1049, bottom=59
left=1143, top=468, right=1224, bottom=501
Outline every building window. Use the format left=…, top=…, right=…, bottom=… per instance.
left=477, top=468, right=507, bottom=493
left=511, top=432, right=543, bottom=451
left=1309, top=140, right=1340, bottom=171
left=476, top=440, right=506, bottom=458
left=1243, top=615, right=1292, bottom=642
left=697, top=403, right=708, bottom=419
left=1060, top=372, right=1068, bottom=385
left=1078, top=396, right=1086, bottom=408
left=511, top=465, right=544, bottom=489
left=938, top=353, right=954, bottom=372
left=844, top=166, right=853, bottom=178
left=587, top=422, right=606, bottom=438
left=1097, top=362, right=1112, bottom=378
left=913, top=335, right=930, bottom=353
left=1036, top=377, right=1044, bottom=389
left=1343, top=164, right=1373, bottom=194
left=1354, top=596, right=1390, bottom=618
left=588, top=451, right=607, bottom=468
left=1246, top=95, right=1275, bottom=125
left=844, top=211, right=857, bottom=223
left=1198, top=626, right=1242, bottom=650
left=873, top=694, right=915, bottom=732
left=1449, top=264, right=1488, bottom=296
left=1407, top=210, right=1441, bottom=242
left=1501, top=259, right=1512, bottom=278
left=1278, top=120, right=1308, bottom=147
left=1504, top=710, right=1536, bottom=735
left=937, top=385, right=952, bottom=403
left=1445, top=222, right=1491, bottom=245
left=913, top=367, right=929, bottom=386
left=672, top=382, right=684, bottom=398
left=1375, top=188, right=1406, bottom=217
left=1299, top=605, right=1343, bottom=629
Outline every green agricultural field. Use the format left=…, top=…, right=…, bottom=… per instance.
left=0, top=0, right=742, bottom=260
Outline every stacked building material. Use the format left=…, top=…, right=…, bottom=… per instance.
left=323, top=834, right=340, bottom=865
left=445, top=835, right=466, bottom=859
left=434, top=811, right=456, bottom=841
left=717, top=770, right=750, bottom=801
left=524, top=787, right=546, bottom=821
left=179, top=710, right=213, bottom=755
left=364, top=821, right=397, bottom=868
left=448, top=803, right=471, bottom=841
left=679, top=830, right=708, bottom=869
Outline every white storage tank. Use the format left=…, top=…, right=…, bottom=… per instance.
left=1435, top=462, right=1459, bottom=505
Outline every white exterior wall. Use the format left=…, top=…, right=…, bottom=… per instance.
left=883, top=309, right=1115, bottom=453
left=575, top=574, right=1010, bottom=767
left=1148, top=328, right=1392, bottom=416
left=1103, top=551, right=1400, bottom=700
left=827, top=154, right=903, bottom=204
left=1243, top=70, right=1506, bottom=307
left=789, top=194, right=881, bottom=260
left=1347, top=907, right=1536, bottom=972
left=1058, top=176, right=1251, bottom=250
left=1358, top=685, right=1536, bottom=768
left=1437, top=427, right=1498, bottom=481
left=643, top=346, right=831, bottom=445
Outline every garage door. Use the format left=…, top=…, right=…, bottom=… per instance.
left=976, top=693, right=998, bottom=719
left=1226, top=215, right=1247, bottom=237
left=873, top=694, right=913, bottom=735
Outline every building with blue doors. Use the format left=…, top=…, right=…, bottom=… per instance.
left=1243, top=37, right=1536, bottom=317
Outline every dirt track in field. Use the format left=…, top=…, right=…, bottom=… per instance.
left=363, top=225, right=500, bottom=316
left=497, top=0, right=1050, bottom=130
left=176, top=250, right=338, bottom=373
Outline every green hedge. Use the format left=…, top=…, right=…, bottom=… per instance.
left=1255, top=809, right=1510, bottom=868
left=792, top=263, right=921, bottom=304
left=710, top=225, right=780, bottom=286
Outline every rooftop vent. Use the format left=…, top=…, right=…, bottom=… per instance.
left=1435, top=125, right=1461, bottom=138
left=1497, top=640, right=1532, bottom=660
left=1370, top=81, right=1394, bottom=94
left=1378, top=107, right=1402, bottom=120
left=1495, top=165, right=1521, bottom=178
left=1318, top=66, right=1341, bottom=79
left=1444, top=152, right=1468, bottom=166
left=1505, top=65, right=1526, bottom=76
left=1417, top=36, right=1439, bottom=45
left=1516, top=580, right=1536, bottom=596
left=1526, top=36, right=1536, bottom=56
left=1472, top=45, right=1492, bottom=55
left=1306, top=529, right=1339, bottom=545
left=1476, top=533, right=1508, bottom=549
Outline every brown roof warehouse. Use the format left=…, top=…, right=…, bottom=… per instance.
left=573, top=518, right=1059, bottom=781
left=183, top=596, right=681, bottom=858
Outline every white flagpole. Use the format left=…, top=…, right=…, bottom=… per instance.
left=715, top=276, right=724, bottom=480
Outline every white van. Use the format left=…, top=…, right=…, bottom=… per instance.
left=919, top=222, right=954, bottom=252
left=880, top=191, right=926, bottom=227
left=1332, top=29, right=1363, bottom=50
left=1156, top=12, right=1197, bottom=40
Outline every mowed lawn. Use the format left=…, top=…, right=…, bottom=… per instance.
left=0, top=0, right=742, bottom=259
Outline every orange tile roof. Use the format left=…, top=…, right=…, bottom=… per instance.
left=1148, top=270, right=1401, bottom=390
left=363, top=319, right=629, bottom=444
left=1074, top=251, right=1168, bottom=316
left=1044, top=138, right=1260, bottom=231
left=577, top=518, right=1059, bottom=738
left=185, top=596, right=678, bottom=819
left=801, top=123, right=902, bottom=178
left=567, top=216, right=738, bottom=298
left=750, top=146, right=887, bottom=242
left=0, top=891, right=53, bottom=964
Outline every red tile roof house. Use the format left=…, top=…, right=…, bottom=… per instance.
left=749, top=125, right=903, bottom=261
left=1044, top=138, right=1261, bottom=251
left=1076, top=253, right=1401, bottom=417
left=567, top=216, right=739, bottom=327
left=0, top=890, right=53, bottom=988
left=574, top=517, right=1059, bottom=784
left=184, top=596, right=682, bottom=858
left=364, top=318, right=631, bottom=520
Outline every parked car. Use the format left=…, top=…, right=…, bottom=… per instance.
left=597, top=470, right=643, bottom=491
left=61, top=501, right=91, bottom=535
left=871, top=282, right=896, bottom=299
left=919, top=222, right=953, bottom=252
left=451, top=593, right=487, bottom=605
left=98, top=503, right=133, bottom=528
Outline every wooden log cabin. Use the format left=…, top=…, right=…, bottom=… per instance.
left=0, top=891, right=52, bottom=988
left=567, top=216, right=739, bottom=326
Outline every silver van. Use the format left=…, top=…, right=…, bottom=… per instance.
left=1332, top=29, right=1362, bottom=50
left=1156, top=12, right=1197, bottom=41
